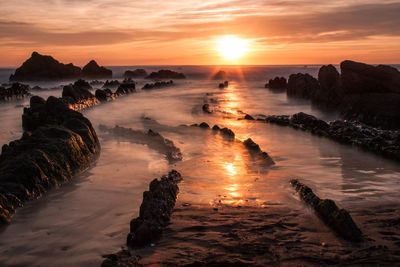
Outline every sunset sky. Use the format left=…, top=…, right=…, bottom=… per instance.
left=1, top=0, right=400, bottom=66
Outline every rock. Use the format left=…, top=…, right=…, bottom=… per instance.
left=102, top=80, right=120, bottom=88
left=290, top=112, right=329, bottom=130
left=199, top=122, right=210, bottom=129
left=142, top=80, right=173, bottom=90
left=95, top=89, right=115, bottom=102
left=312, top=65, right=341, bottom=106
left=101, top=249, right=141, bottom=267
left=287, top=73, right=320, bottom=98
left=116, top=79, right=136, bottom=95
left=243, top=138, right=274, bottom=166
left=0, top=83, right=31, bottom=101
left=9, top=52, right=81, bottom=81
left=290, top=179, right=363, bottom=242
left=127, top=170, right=182, bottom=248
left=212, top=70, right=227, bottom=80
left=212, top=125, right=220, bottom=131
left=1, top=96, right=100, bottom=224
left=244, top=114, right=254, bottom=120
left=265, top=77, right=287, bottom=90
left=73, top=79, right=92, bottom=90
left=61, top=84, right=99, bottom=110
left=202, top=104, right=212, bottom=114
left=89, top=80, right=104, bottom=86
left=220, top=127, right=235, bottom=139
left=145, top=70, right=185, bottom=79
left=218, top=81, right=229, bottom=89
left=100, top=126, right=182, bottom=164
left=339, top=60, right=400, bottom=129
left=82, top=60, right=112, bottom=79
left=124, top=69, right=148, bottom=78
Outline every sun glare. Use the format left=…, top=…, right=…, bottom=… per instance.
left=217, top=36, right=248, bottom=61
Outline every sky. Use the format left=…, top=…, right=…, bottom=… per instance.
left=0, top=0, right=400, bottom=66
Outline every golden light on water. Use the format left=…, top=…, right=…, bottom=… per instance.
left=217, top=35, right=249, bottom=61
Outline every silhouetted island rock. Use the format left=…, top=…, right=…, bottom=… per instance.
left=124, top=69, right=147, bottom=78
left=9, top=52, right=81, bottom=81
left=212, top=70, right=227, bottom=80
left=265, top=77, right=287, bottom=90
left=0, top=96, right=100, bottom=224
left=145, top=70, right=186, bottom=79
left=287, top=73, right=319, bottom=98
left=82, top=60, right=112, bottom=79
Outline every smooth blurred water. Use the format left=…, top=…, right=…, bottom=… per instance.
left=0, top=66, right=399, bottom=266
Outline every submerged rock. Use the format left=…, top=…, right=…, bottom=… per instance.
left=127, top=170, right=182, bottom=247
left=202, top=103, right=212, bottom=114
left=9, top=52, right=81, bottom=81
left=290, top=179, right=363, bottom=242
left=220, top=127, right=235, bottom=139
left=116, top=79, right=136, bottom=95
left=146, top=70, right=185, bottom=80
left=1, top=96, right=100, bottom=224
left=100, top=125, right=183, bottom=164
left=124, top=69, right=148, bottom=78
left=82, top=60, right=112, bottom=79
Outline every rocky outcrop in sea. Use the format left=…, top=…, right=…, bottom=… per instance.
left=145, top=70, right=185, bottom=80
left=0, top=96, right=100, bottom=224
left=265, top=77, right=287, bottom=90
left=82, top=60, right=112, bottom=79
left=0, top=83, right=31, bottom=101
left=124, top=69, right=148, bottom=78
left=142, top=80, right=173, bottom=90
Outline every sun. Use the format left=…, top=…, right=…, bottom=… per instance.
left=217, top=36, right=248, bottom=61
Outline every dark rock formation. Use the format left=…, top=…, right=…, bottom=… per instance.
left=199, top=122, right=210, bottom=129
left=124, top=69, right=147, bottom=78
left=0, top=96, right=100, bottom=224
left=202, top=103, right=212, bottom=114
left=62, top=84, right=99, bottom=110
left=287, top=73, right=320, bottom=98
left=101, top=249, right=141, bottom=267
left=265, top=77, right=287, bottom=90
left=314, top=64, right=341, bottom=105
left=263, top=112, right=400, bottom=161
left=290, top=179, right=363, bottom=242
left=82, top=60, right=112, bottom=79
left=89, top=80, right=104, bottom=86
left=244, top=114, right=254, bottom=120
left=243, top=138, right=274, bottom=166
left=102, top=80, right=120, bottom=88
left=339, top=61, right=400, bottom=129
left=212, top=70, right=227, bottom=80
left=0, top=83, right=30, bottom=101
left=146, top=70, right=185, bottom=80
left=73, top=79, right=92, bottom=91
left=127, top=170, right=182, bottom=247
left=99, top=125, right=182, bottom=164
left=9, top=52, right=81, bottom=81
left=218, top=81, right=229, bottom=89
left=95, top=89, right=115, bottom=102
left=115, top=79, right=136, bottom=95
left=220, top=127, right=235, bottom=140
left=142, top=80, right=173, bottom=90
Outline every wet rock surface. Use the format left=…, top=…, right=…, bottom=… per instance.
left=218, top=81, right=229, bottom=89
left=142, top=80, right=173, bottom=90
left=103, top=80, right=120, bottom=88
left=99, top=125, right=183, bottom=164
left=116, top=79, right=136, bottom=95
left=126, top=170, right=182, bottom=248
left=0, top=83, right=31, bottom=101
left=262, top=112, right=400, bottom=161
left=9, top=52, right=81, bottom=81
left=82, top=60, right=112, bottom=79
left=290, top=179, right=363, bottom=242
left=145, top=70, right=185, bottom=80
left=62, top=83, right=100, bottom=110
left=243, top=138, right=275, bottom=166
left=287, top=73, right=320, bottom=98
left=0, top=96, right=100, bottom=224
